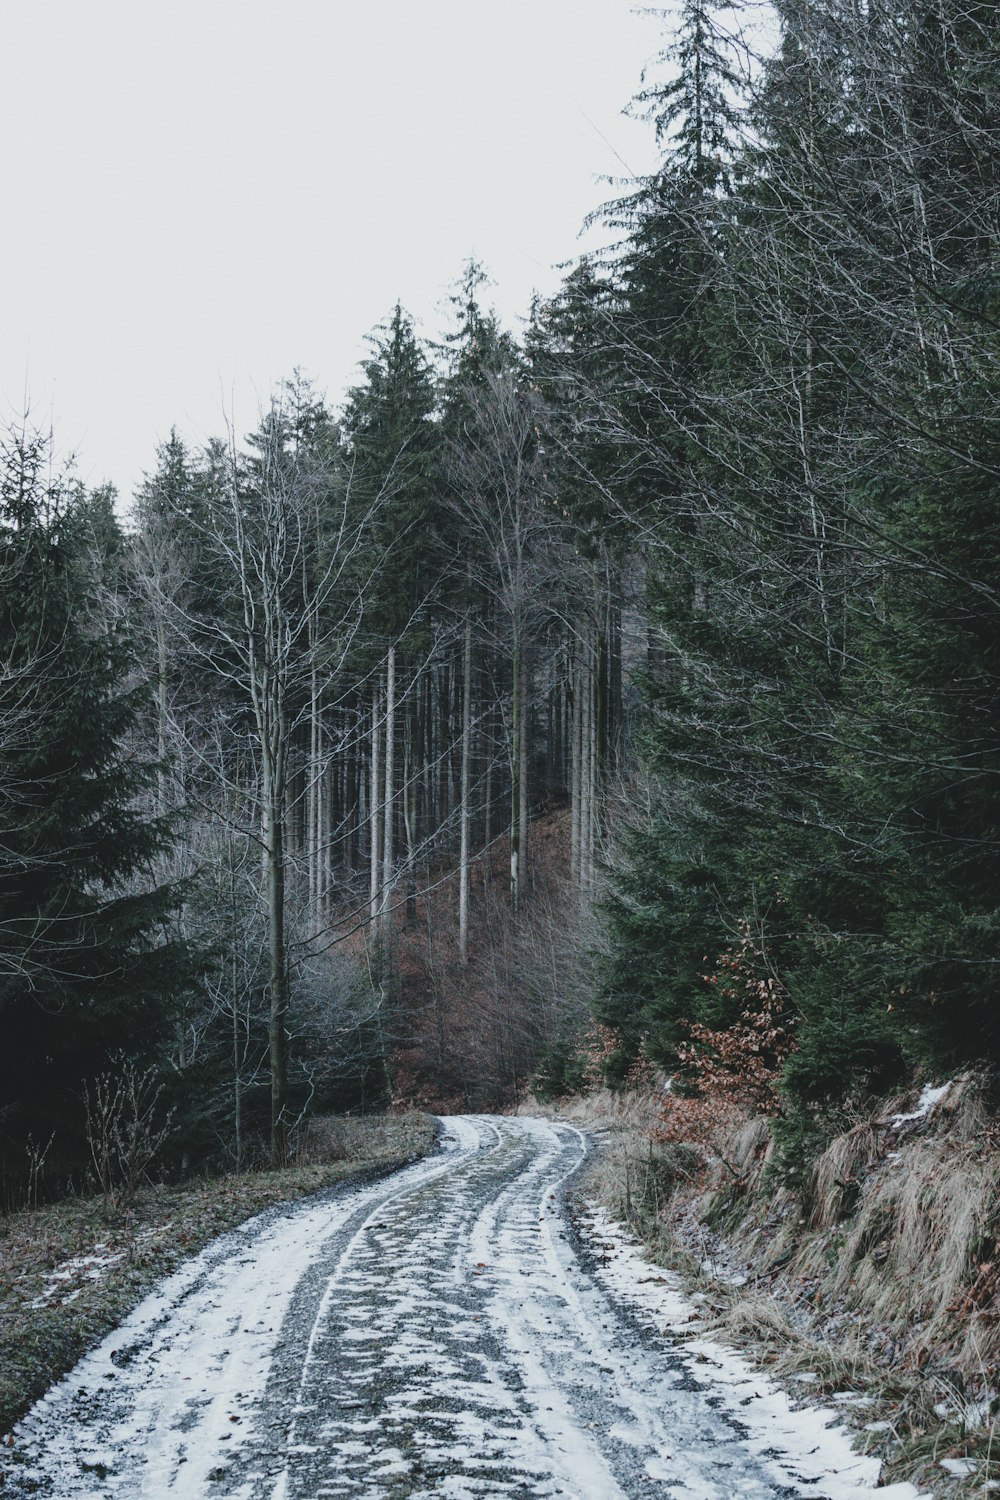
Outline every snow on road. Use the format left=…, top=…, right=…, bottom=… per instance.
left=2, top=1117, right=925, bottom=1499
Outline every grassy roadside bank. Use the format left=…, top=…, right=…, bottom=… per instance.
left=0, top=1112, right=438, bottom=1439
left=528, top=1085, right=999, bottom=1498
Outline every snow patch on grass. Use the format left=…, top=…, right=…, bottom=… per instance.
left=889, top=1082, right=951, bottom=1127
left=28, top=1246, right=126, bottom=1307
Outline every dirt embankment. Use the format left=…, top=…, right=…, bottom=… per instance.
left=532, top=1077, right=1000, bottom=1498
left=0, top=1112, right=437, bottom=1440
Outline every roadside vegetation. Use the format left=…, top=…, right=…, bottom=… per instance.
left=533, top=1073, right=999, bottom=1499
left=0, top=1112, right=436, bottom=1439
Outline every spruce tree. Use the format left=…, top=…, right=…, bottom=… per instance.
left=0, top=424, right=190, bottom=1185
left=341, top=304, right=444, bottom=652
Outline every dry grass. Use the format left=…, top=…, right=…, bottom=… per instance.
left=685, top=1074, right=1000, bottom=1382
left=833, top=1137, right=1000, bottom=1359
left=553, top=1073, right=1000, bottom=1497
left=292, top=1112, right=437, bottom=1167
left=806, top=1123, right=885, bottom=1232
left=522, top=1085, right=704, bottom=1232
left=521, top=1084, right=663, bottom=1134
left=765, top=1078, right=1000, bottom=1379
left=713, top=1293, right=800, bottom=1347
left=728, top=1116, right=772, bottom=1178
left=0, top=1111, right=437, bottom=1439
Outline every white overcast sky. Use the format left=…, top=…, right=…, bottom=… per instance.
left=2, top=1, right=664, bottom=506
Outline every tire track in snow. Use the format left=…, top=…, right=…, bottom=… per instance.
left=1, top=1118, right=924, bottom=1500
left=0, top=1122, right=485, bottom=1498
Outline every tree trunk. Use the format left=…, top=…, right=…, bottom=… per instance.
left=263, top=740, right=289, bottom=1165
left=518, top=652, right=529, bottom=897
left=570, top=649, right=582, bottom=884
left=483, top=685, right=494, bottom=857
left=510, top=639, right=521, bottom=912
left=369, top=685, right=382, bottom=929
left=580, top=643, right=593, bottom=892
left=459, top=617, right=473, bottom=963
left=307, top=655, right=319, bottom=912
left=403, top=694, right=418, bottom=927
left=381, top=645, right=396, bottom=924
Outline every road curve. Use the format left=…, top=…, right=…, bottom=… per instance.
left=4, top=1117, right=872, bottom=1499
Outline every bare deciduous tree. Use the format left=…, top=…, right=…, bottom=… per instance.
left=149, top=394, right=382, bottom=1162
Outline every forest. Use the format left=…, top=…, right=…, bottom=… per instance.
left=2, top=0, right=999, bottom=1200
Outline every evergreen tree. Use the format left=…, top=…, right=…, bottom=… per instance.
left=597, top=0, right=1000, bottom=1146
left=0, top=423, right=190, bottom=1186
left=593, top=0, right=753, bottom=1065
left=341, top=304, right=444, bottom=652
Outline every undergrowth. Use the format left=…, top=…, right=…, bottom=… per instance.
left=528, top=1075, right=1000, bottom=1497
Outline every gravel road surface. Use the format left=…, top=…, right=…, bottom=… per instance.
left=1, top=1117, right=913, bottom=1500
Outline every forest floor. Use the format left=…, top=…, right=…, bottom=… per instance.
left=0, top=1111, right=437, bottom=1443
left=527, top=1082, right=1000, bottom=1500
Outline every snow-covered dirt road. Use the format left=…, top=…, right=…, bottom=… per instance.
left=2, top=1117, right=923, bottom=1500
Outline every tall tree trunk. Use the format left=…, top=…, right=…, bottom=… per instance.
left=580, top=643, right=593, bottom=892
left=446, top=656, right=457, bottom=823
left=432, top=666, right=443, bottom=834
left=308, top=656, right=320, bottom=913
left=570, top=649, right=582, bottom=885
left=347, top=705, right=360, bottom=874
left=510, top=638, right=521, bottom=912
left=263, top=729, right=289, bottom=1165
left=369, top=684, right=382, bottom=928
left=518, top=652, right=529, bottom=897
left=358, top=715, right=368, bottom=873
left=381, top=645, right=396, bottom=924
left=483, top=683, right=494, bottom=857
left=588, top=632, right=600, bottom=889
left=227, top=840, right=244, bottom=1172
left=403, top=694, right=418, bottom=927
left=596, top=600, right=609, bottom=785
left=609, top=600, right=622, bottom=776
left=459, top=617, right=473, bottom=964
